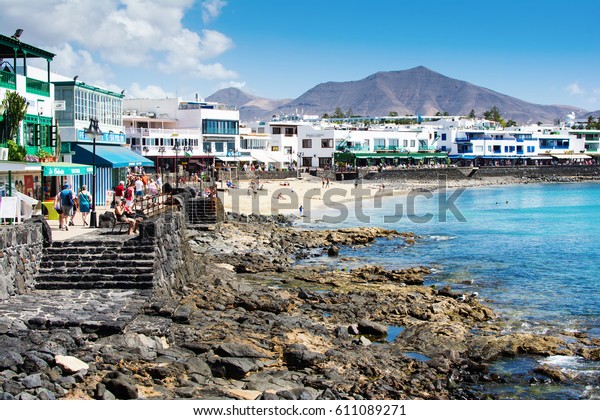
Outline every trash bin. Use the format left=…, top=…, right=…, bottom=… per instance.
left=42, top=201, right=59, bottom=220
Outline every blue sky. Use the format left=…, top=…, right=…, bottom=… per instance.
left=1, top=0, right=599, bottom=111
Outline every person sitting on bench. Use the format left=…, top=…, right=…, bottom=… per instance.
left=115, top=199, right=139, bottom=234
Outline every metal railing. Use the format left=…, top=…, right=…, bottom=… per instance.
left=0, top=71, right=16, bottom=89
left=132, top=192, right=175, bottom=217
left=26, top=77, right=50, bottom=97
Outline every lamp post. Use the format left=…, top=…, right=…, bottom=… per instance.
left=158, top=146, right=165, bottom=176
left=297, top=152, right=303, bottom=178
left=84, top=117, right=102, bottom=228
left=185, top=145, right=193, bottom=181
left=173, top=139, right=180, bottom=188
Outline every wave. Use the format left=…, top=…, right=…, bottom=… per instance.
left=428, top=235, right=457, bottom=241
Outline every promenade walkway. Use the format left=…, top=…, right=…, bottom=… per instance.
left=45, top=205, right=109, bottom=241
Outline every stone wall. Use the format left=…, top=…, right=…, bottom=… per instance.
left=364, top=167, right=468, bottom=182
left=0, top=223, right=44, bottom=300
left=362, top=165, right=600, bottom=183
left=138, top=201, right=200, bottom=298
left=220, top=170, right=299, bottom=181
left=474, top=165, right=600, bottom=179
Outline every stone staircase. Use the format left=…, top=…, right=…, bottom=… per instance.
left=35, top=238, right=156, bottom=290
left=187, top=197, right=221, bottom=224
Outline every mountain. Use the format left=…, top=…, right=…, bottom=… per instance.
left=580, top=110, right=600, bottom=120
left=206, top=88, right=291, bottom=122
left=208, top=67, right=586, bottom=123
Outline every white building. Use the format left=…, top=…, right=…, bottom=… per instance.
left=433, top=118, right=589, bottom=165
left=123, top=97, right=240, bottom=174
left=297, top=121, right=440, bottom=169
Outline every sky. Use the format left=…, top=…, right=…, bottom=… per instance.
left=1, top=0, right=599, bottom=111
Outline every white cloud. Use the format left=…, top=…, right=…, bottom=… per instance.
left=51, top=43, right=114, bottom=82
left=0, top=0, right=240, bottom=93
left=221, top=81, right=247, bottom=90
left=566, top=82, right=584, bottom=96
left=128, top=82, right=175, bottom=99
left=194, top=63, right=238, bottom=80
left=202, top=0, right=227, bottom=23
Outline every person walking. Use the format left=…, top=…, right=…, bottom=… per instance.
left=56, top=184, right=74, bottom=231
left=68, top=191, right=79, bottom=226
left=134, top=176, right=144, bottom=200
left=114, top=180, right=125, bottom=205
left=125, top=181, right=135, bottom=208
left=78, top=185, right=92, bottom=226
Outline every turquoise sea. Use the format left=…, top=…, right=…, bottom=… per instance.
left=304, top=182, right=600, bottom=399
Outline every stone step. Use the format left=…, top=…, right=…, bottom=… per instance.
left=45, top=245, right=156, bottom=254
left=49, top=240, right=147, bottom=248
left=40, top=252, right=156, bottom=262
left=35, top=280, right=154, bottom=290
left=35, top=273, right=154, bottom=284
left=39, top=260, right=154, bottom=269
left=37, top=266, right=154, bottom=275
left=189, top=216, right=217, bottom=222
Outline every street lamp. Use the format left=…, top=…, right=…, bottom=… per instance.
left=84, top=117, right=102, bottom=228
left=172, top=139, right=180, bottom=188
left=297, top=151, right=303, bottom=178
left=158, top=146, right=165, bottom=175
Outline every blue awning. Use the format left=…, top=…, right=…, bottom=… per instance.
left=72, top=144, right=154, bottom=168
left=449, top=155, right=477, bottom=159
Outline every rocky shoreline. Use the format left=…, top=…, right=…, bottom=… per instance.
left=1, top=217, right=599, bottom=400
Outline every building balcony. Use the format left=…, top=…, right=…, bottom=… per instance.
left=126, top=127, right=203, bottom=138
left=0, top=70, right=16, bottom=89
left=26, top=77, right=50, bottom=97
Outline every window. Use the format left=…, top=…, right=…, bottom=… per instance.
left=374, top=138, right=385, bottom=150
left=388, top=138, right=399, bottom=149
left=271, top=146, right=279, bottom=152
left=302, top=157, right=312, bottom=167
left=202, top=119, right=239, bottom=135
left=272, top=127, right=281, bottom=135
left=403, top=139, right=408, bottom=147
left=539, top=138, right=569, bottom=149
left=302, top=138, right=312, bottom=148
left=284, top=127, right=296, bottom=137
left=410, top=140, right=415, bottom=148
left=321, top=138, right=333, bottom=148
left=441, top=133, right=447, bottom=141
left=318, top=157, right=332, bottom=168
left=284, top=146, right=292, bottom=155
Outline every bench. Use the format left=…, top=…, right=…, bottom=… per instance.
left=111, top=216, right=129, bottom=233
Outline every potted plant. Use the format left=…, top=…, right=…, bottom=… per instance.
left=36, top=149, right=56, bottom=162
left=25, top=154, right=39, bottom=162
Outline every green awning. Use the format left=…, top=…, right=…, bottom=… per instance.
left=41, top=162, right=94, bottom=176
left=73, top=144, right=154, bottom=168
left=350, top=153, right=446, bottom=159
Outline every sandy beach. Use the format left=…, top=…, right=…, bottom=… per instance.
left=217, top=173, right=524, bottom=222
left=218, top=175, right=406, bottom=220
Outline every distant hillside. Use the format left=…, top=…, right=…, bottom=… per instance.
left=206, top=88, right=291, bottom=122
left=207, top=67, right=587, bottom=123
left=580, top=110, right=600, bottom=120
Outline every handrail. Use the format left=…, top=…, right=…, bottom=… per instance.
left=133, top=192, right=174, bottom=217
